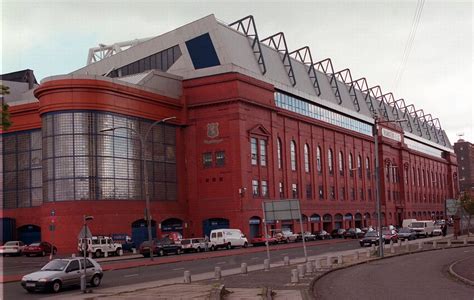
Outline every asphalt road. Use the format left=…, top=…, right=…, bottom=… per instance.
left=3, top=238, right=359, bottom=299
left=314, top=246, right=474, bottom=300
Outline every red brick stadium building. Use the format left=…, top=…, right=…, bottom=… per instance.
left=1, top=15, right=458, bottom=253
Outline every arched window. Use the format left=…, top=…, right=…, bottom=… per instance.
left=338, top=151, right=344, bottom=175
left=316, top=146, right=322, bottom=173
left=277, top=138, right=282, bottom=169
left=357, top=155, right=362, bottom=178
left=304, top=144, right=310, bottom=173
left=366, top=157, right=370, bottom=178
left=328, top=148, right=333, bottom=174
left=290, top=141, right=297, bottom=171
left=349, top=153, right=354, bottom=177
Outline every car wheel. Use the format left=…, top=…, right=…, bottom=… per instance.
left=52, top=280, right=62, bottom=293
left=196, top=247, right=201, bottom=252
left=243, top=242, right=248, bottom=248
left=211, top=245, right=216, bottom=251
left=90, top=274, right=101, bottom=287
left=116, top=248, right=122, bottom=256
left=26, top=289, right=34, bottom=293
left=226, top=243, right=232, bottom=250
left=95, top=250, right=102, bottom=258
left=176, top=248, right=181, bottom=255
left=159, top=249, right=165, bottom=257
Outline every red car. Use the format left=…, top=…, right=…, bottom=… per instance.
left=250, top=235, right=278, bottom=246
left=382, top=230, right=399, bottom=244
left=23, top=242, right=57, bottom=257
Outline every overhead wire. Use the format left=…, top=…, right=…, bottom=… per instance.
left=393, top=0, right=425, bottom=90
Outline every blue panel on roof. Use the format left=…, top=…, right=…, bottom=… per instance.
left=185, top=33, right=220, bottom=69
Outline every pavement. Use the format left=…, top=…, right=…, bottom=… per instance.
left=33, top=234, right=474, bottom=300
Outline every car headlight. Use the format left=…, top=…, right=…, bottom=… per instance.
left=22, top=276, right=28, bottom=281
left=38, top=278, right=48, bottom=282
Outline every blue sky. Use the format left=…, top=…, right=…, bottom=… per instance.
left=2, top=0, right=472, bottom=144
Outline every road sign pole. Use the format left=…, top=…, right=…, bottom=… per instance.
left=298, top=207, right=308, bottom=262
left=262, top=202, right=271, bottom=262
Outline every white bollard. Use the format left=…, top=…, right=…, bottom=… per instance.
left=326, top=256, right=332, bottom=267
left=447, top=240, right=452, bottom=247
left=291, top=269, right=299, bottom=283
left=119, top=249, right=123, bottom=256
left=390, top=243, right=395, bottom=254
left=214, top=266, right=221, bottom=280
left=297, top=264, right=305, bottom=279
left=366, top=249, right=371, bottom=258
left=306, top=261, right=313, bottom=275
left=463, top=238, right=468, bottom=245
left=337, top=255, right=343, bottom=265
left=241, top=263, right=248, bottom=274
left=284, top=256, right=290, bottom=266
left=104, top=251, right=108, bottom=258
left=132, top=248, right=137, bottom=254
left=433, top=241, right=437, bottom=249
left=264, top=259, right=270, bottom=271
left=354, top=251, right=360, bottom=260
left=418, top=242, right=423, bottom=250
left=315, top=258, right=322, bottom=270
left=184, top=270, right=191, bottom=283
left=88, top=252, right=93, bottom=259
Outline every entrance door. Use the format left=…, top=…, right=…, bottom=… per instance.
left=202, top=218, right=229, bottom=237
left=249, top=217, right=261, bottom=239
left=18, top=225, right=41, bottom=245
left=131, top=219, right=157, bottom=247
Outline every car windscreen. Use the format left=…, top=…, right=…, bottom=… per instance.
left=4, top=241, right=17, bottom=246
left=29, top=243, right=40, bottom=246
left=411, top=222, right=424, bottom=228
left=41, top=259, right=69, bottom=271
left=181, top=240, right=191, bottom=245
left=365, top=232, right=378, bottom=237
left=399, top=228, right=411, bottom=233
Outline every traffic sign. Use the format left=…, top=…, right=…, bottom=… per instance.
left=77, top=227, right=92, bottom=239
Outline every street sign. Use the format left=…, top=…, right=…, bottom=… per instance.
left=446, top=199, right=460, bottom=216
left=263, top=199, right=300, bottom=221
left=77, top=226, right=92, bottom=239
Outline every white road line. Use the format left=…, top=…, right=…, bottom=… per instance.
left=280, top=253, right=289, bottom=256
left=216, top=261, right=226, bottom=265
left=172, top=267, right=184, bottom=271
left=124, top=274, right=139, bottom=278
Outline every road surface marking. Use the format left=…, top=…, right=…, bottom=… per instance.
left=172, top=267, right=184, bottom=271
left=124, top=274, right=139, bottom=278
left=217, top=261, right=226, bottom=265
left=280, top=253, right=289, bottom=256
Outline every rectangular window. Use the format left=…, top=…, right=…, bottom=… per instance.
left=252, top=180, right=259, bottom=197
left=319, top=185, right=324, bottom=200
left=203, top=152, right=212, bottom=168
left=261, top=180, right=268, bottom=197
left=292, top=183, right=298, bottom=198
left=215, top=151, right=225, bottom=167
left=279, top=182, right=284, bottom=198
left=251, top=138, right=258, bottom=165
left=330, top=186, right=335, bottom=200
left=259, top=140, right=267, bottom=166
left=306, top=184, right=312, bottom=199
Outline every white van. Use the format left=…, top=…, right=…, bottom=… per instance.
left=209, top=229, right=248, bottom=250
left=410, top=220, right=435, bottom=237
left=402, top=219, right=417, bottom=228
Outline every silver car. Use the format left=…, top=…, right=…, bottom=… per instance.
left=21, top=258, right=103, bottom=293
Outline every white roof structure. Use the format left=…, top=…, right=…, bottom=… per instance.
left=72, top=14, right=452, bottom=151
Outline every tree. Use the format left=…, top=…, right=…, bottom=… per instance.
left=460, top=192, right=474, bottom=236
left=1, top=84, right=12, bottom=130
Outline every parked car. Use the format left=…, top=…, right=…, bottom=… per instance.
left=0, top=241, right=25, bottom=256
left=210, top=229, right=248, bottom=250
left=296, top=232, right=317, bottom=241
left=397, top=228, right=417, bottom=241
left=432, top=225, right=442, bottom=236
left=111, top=234, right=136, bottom=252
left=250, top=235, right=278, bottom=246
left=21, top=258, right=103, bottom=293
left=382, top=229, right=398, bottom=244
left=359, top=231, right=384, bottom=247
left=331, top=229, right=346, bottom=238
left=23, top=242, right=57, bottom=257
left=271, top=229, right=298, bottom=243
left=316, top=230, right=331, bottom=240
left=78, top=236, right=123, bottom=258
left=343, top=228, right=364, bottom=239
left=139, top=238, right=182, bottom=257
left=180, top=238, right=207, bottom=253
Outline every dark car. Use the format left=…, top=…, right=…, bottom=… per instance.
left=331, top=228, right=346, bottom=238
left=359, top=231, right=384, bottom=247
left=343, top=228, right=364, bottom=239
left=111, top=234, right=136, bottom=252
left=250, top=235, right=278, bottom=246
left=139, top=238, right=182, bottom=257
left=23, top=242, right=57, bottom=257
left=398, top=228, right=417, bottom=241
left=316, top=230, right=331, bottom=240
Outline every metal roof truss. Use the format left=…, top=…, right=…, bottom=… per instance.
left=261, top=32, right=296, bottom=86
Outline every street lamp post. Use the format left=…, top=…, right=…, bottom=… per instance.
left=373, top=116, right=407, bottom=258
left=100, top=116, right=176, bottom=262
left=81, top=215, right=93, bottom=293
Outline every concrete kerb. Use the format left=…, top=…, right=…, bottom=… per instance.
left=448, top=256, right=474, bottom=286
